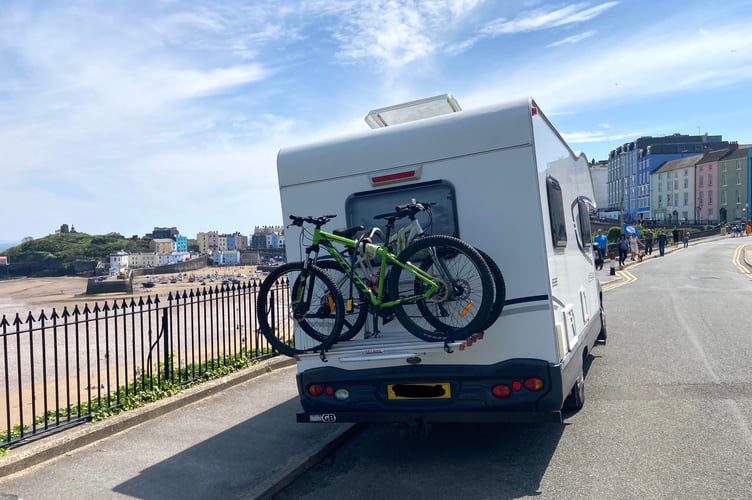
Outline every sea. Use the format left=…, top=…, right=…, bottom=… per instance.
left=0, top=241, right=19, bottom=252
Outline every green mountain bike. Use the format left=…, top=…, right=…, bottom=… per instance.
left=316, top=200, right=505, bottom=343
left=256, top=214, right=495, bottom=356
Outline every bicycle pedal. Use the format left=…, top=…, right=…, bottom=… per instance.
left=381, top=313, right=395, bottom=324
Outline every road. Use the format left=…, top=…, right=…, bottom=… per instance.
left=274, top=236, right=752, bottom=500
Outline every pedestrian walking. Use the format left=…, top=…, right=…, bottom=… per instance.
left=672, top=227, right=680, bottom=248
left=644, top=229, right=653, bottom=255
left=657, top=231, right=668, bottom=256
left=629, top=232, right=640, bottom=261
left=593, top=245, right=603, bottom=270
left=617, top=234, right=628, bottom=269
left=594, top=228, right=608, bottom=262
left=683, top=230, right=689, bottom=248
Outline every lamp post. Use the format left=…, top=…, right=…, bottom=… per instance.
left=744, top=204, right=749, bottom=236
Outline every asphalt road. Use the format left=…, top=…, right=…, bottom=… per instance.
left=273, top=236, right=752, bottom=500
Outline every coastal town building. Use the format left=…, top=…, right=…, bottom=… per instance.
left=606, top=133, right=728, bottom=222
left=151, top=238, right=176, bottom=254
left=717, top=143, right=752, bottom=223
left=650, top=154, right=702, bottom=223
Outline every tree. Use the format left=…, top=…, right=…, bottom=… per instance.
left=22, top=236, right=34, bottom=243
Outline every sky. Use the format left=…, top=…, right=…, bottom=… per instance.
left=2, top=1, right=751, bottom=243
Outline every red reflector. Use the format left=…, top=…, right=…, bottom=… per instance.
left=491, top=384, right=511, bottom=398
left=512, top=380, right=522, bottom=391
left=325, top=386, right=334, bottom=395
left=372, top=170, right=415, bottom=184
left=531, top=107, right=538, bottom=116
left=524, top=377, right=545, bottom=391
left=308, top=384, right=324, bottom=396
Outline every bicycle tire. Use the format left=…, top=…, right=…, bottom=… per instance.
left=474, top=248, right=506, bottom=330
left=387, top=235, right=494, bottom=342
left=256, top=262, right=344, bottom=356
left=315, top=259, right=369, bottom=341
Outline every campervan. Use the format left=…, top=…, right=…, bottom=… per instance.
left=276, top=95, right=606, bottom=425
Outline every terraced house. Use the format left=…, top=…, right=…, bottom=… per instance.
left=651, top=154, right=703, bottom=223
left=606, top=133, right=728, bottom=222
left=717, top=142, right=752, bottom=224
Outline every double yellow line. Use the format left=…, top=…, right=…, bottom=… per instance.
left=602, top=268, right=637, bottom=291
left=732, top=244, right=752, bottom=275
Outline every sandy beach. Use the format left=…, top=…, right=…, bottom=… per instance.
left=0, top=265, right=263, bottom=319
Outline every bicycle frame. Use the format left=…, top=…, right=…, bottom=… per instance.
left=306, top=228, right=440, bottom=309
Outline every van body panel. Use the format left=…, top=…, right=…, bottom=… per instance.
left=275, top=97, right=603, bottom=423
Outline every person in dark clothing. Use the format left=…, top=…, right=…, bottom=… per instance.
left=644, top=230, right=653, bottom=255
left=617, top=234, right=629, bottom=269
left=672, top=228, right=680, bottom=248
left=593, top=245, right=603, bottom=270
left=657, top=232, right=668, bottom=256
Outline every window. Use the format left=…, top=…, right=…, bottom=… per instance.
left=572, top=195, right=594, bottom=255
left=709, top=174, right=712, bottom=187
left=684, top=178, right=688, bottom=189
left=547, top=175, right=567, bottom=250
left=699, top=192, right=704, bottom=205
left=346, top=179, right=458, bottom=239
left=709, top=191, right=713, bottom=204
left=699, top=176, right=704, bottom=188
left=684, top=192, right=688, bottom=206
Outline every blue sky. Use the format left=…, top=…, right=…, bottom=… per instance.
left=2, top=1, right=751, bottom=242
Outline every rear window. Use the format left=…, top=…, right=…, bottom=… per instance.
left=345, top=180, right=458, bottom=239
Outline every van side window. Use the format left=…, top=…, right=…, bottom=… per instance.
left=345, top=180, right=458, bottom=239
left=546, top=175, right=567, bottom=249
left=572, top=196, right=594, bottom=254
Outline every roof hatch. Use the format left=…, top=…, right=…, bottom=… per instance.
left=364, top=93, right=462, bottom=129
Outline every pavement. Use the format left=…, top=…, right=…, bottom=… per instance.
left=0, top=358, right=357, bottom=500
left=0, top=231, right=746, bottom=499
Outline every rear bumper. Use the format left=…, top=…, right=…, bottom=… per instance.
left=297, top=409, right=562, bottom=424
left=296, top=359, right=565, bottom=424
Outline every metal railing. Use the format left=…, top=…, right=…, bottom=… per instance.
left=1, top=280, right=279, bottom=448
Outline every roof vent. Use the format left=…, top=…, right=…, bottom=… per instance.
left=365, top=94, right=461, bottom=129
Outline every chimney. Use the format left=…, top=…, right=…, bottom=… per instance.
left=730, top=141, right=739, bottom=151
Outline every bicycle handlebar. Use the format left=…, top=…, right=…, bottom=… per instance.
left=373, top=200, right=435, bottom=221
left=288, top=214, right=337, bottom=228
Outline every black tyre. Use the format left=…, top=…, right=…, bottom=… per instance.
left=256, top=262, right=344, bottom=356
left=474, top=248, right=506, bottom=330
left=387, top=235, right=494, bottom=341
left=315, top=259, right=370, bottom=341
left=563, top=373, right=585, bottom=412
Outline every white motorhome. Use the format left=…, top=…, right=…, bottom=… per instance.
left=276, top=95, right=606, bottom=425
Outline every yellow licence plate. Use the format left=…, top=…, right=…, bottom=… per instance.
left=387, top=382, right=451, bottom=400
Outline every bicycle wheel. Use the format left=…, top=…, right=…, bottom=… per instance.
left=256, top=262, right=344, bottom=356
left=315, top=259, right=369, bottom=341
left=387, top=235, right=494, bottom=342
left=474, top=248, right=506, bottom=330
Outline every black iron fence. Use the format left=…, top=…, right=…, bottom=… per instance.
left=1, top=280, right=279, bottom=449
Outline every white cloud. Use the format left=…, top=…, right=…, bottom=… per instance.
left=481, top=2, right=619, bottom=35
left=547, top=31, right=595, bottom=47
